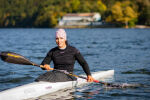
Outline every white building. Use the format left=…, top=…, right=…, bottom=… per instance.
left=59, top=13, right=101, bottom=26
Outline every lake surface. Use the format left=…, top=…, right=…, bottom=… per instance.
left=0, top=28, right=150, bottom=100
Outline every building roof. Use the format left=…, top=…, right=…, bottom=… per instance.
left=64, top=13, right=99, bottom=17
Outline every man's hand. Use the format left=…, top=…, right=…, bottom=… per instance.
left=40, top=64, right=54, bottom=71
left=87, top=75, right=95, bottom=82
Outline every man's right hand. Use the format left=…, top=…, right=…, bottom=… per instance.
left=40, top=64, right=54, bottom=71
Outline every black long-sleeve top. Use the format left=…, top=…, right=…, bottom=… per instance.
left=41, top=45, right=91, bottom=76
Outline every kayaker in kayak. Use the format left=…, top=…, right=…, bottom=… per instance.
left=36, top=29, right=95, bottom=82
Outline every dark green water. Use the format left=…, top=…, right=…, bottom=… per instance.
left=0, top=28, right=150, bottom=100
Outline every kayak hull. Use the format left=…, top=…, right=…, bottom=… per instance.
left=0, top=70, right=114, bottom=100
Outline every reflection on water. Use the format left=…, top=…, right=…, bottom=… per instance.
left=34, top=89, right=75, bottom=100
left=30, top=85, right=102, bottom=100
left=27, top=77, right=114, bottom=100
left=122, top=68, right=150, bottom=75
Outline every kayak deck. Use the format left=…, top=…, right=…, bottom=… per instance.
left=0, top=70, right=114, bottom=100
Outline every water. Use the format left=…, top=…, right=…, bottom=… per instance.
left=0, top=28, right=150, bottom=100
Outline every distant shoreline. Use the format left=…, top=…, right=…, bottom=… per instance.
left=0, top=25, right=149, bottom=29
left=133, top=25, right=150, bottom=29
left=56, top=25, right=150, bottom=29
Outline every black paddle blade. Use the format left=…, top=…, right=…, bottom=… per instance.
left=0, top=51, right=39, bottom=66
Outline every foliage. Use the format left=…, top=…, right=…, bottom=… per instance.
left=135, top=0, right=150, bottom=25
left=106, top=1, right=138, bottom=28
left=0, top=0, right=149, bottom=27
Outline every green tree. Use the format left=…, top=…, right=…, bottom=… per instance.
left=70, top=0, right=80, bottom=13
left=34, top=2, right=58, bottom=27
left=78, top=1, right=91, bottom=12
left=97, top=0, right=107, bottom=14
left=136, top=0, right=150, bottom=25
left=1, top=0, right=149, bottom=28
left=106, top=1, right=138, bottom=28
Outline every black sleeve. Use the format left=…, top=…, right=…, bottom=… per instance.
left=41, top=50, right=53, bottom=65
left=75, top=50, right=91, bottom=76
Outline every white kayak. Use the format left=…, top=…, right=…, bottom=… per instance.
left=0, top=70, right=114, bottom=100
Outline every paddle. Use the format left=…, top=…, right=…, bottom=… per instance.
left=0, top=51, right=40, bottom=67
left=0, top=51, right=138, bottom=88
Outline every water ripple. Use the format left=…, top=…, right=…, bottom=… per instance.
left=122, top=68, right=150, bottom=75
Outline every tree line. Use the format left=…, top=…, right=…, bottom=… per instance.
left=0, top=0, right=149, bottom=28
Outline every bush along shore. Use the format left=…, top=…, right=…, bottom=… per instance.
left=0, top=0, right=149, bottom=28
